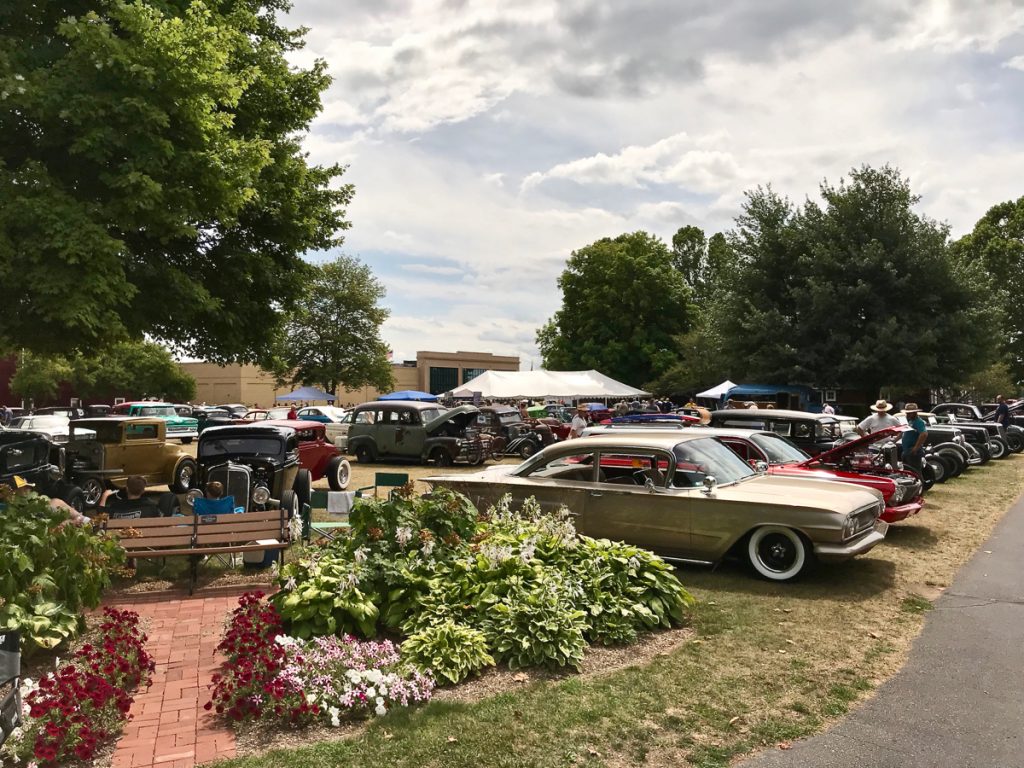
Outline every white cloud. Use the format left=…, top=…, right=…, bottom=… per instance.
left=1003, top=55, right=1024, bottom=71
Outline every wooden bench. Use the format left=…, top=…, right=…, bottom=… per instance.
left=104, top=509, right=289, bottom=594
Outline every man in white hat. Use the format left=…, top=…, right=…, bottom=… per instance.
left=855, top=399, right=900, bottom=436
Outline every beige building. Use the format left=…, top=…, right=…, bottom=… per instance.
left=180, top=351, right=520, bottom=408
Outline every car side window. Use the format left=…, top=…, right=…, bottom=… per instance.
left=398, top=411, right=415, bottom=425
left=794, top=423, right=810, bottom=439
left=354, top=411, right=375, bottom=424
left=597, top=451, right=668, bottom=487
left=125, top=424, right=155, bottom=440
left=523, top=451, right=598, bottom=482
left=720, top=439, right=755, bottom=462
left=770, top=422, right=793, bottom=437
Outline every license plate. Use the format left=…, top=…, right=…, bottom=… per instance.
left=875, top=520, right=889, bottom=536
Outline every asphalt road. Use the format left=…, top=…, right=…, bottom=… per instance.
left=738, top=493, right=1024, bottom=768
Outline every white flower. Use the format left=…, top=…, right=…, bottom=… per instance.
left=519, top=537, right=537, bottom=564
left=375, top=703, right=387, bottom=716
left=354, top=547, right=368, bottom=564
left=328, top=706, right=341, bottom=727
left=289, top=514, right=303, bottom=541
left=53, top=657, right=60, bottom=669
left=378, top=685, right=388, bottom=698
left=365, top=686, right=376, bottom=699
left=342, top=570, right=359, bottom=590
left=375, top=696, right=384, bottom=705
left=284, top=576, right=297, bottom=591
left=346, top=669, right=361, bottom=683
left=421, top=539, right=435, bottom=557
left=14, top=74, right=24, bottom=81
left=306, top=693, right=316, bottom=705
left=396, top=526, right=413, bottom=546
left=365, top=669, right=383, bottom=684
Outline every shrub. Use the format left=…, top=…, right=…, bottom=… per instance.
left=272, top=491, right=694, bottom=686
left=0, top=492, right=126, bottom=653
left=401, top=621, right=494, bottom=685
left=1, top=608, right=154, bottom=766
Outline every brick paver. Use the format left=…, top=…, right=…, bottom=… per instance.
left=107, top=586, right=266, bottom=768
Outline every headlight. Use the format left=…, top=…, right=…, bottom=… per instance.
left=185, top=489, right=202, bottom=507
left=842, top=514, right=857, bottom=539
left=52, top=434, right=68, bottom=443
left=252, top=486, right=271, bottom=504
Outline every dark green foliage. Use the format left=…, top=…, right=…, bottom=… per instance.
left=73, top=340, right=196, bottom=402
left=0, top=0, right=350, bottom=360
left=537, top=232, right=692, bottom=387
left=720, top=166, right=999, bottom=393
left=953, top=196, right=1024, bottom=386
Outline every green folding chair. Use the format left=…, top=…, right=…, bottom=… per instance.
left=354, top=472, right=410, bottom=501
left=306, top=489, right=351, bottom=543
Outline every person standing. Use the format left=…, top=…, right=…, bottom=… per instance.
left=994, top=394, right=1011, bottom=429
left=900, top=403, right=929, bottom=474
left=822, top=402, right=835, bottom=415
left=286, top=405, right=298, bottom=420
left=569, top=405, right=588, bottom=439
left=856, top=399, right=900, bottom=436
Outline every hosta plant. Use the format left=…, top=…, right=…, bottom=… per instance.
left=0, top=491, right=126, bottom=653
left=400, top=621, right=494, bottom=685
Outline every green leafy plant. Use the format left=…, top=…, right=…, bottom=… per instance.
left=401, top=621, right=494, bottom=685
left=0, top=492, right=125, bottom=653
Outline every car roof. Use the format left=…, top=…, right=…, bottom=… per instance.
left=690, top=427, right=790, bottom=439
left=116, top=401, right=174, bottom=407
left=200, top=423, right=295, bottom=439
left=73, top=416, right=160, bottom=424
left=260, top=419, right=324, bottom=430
left=356, top=400, right=442, bottom=410
left=562, top=433, right=718, bottom=450
left=712, top=408, right=838, bottom=421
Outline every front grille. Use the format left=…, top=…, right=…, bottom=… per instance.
left=207, top=462, right=251, bottom=510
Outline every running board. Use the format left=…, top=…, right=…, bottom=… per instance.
left=660, top=556, right=714, bottom=566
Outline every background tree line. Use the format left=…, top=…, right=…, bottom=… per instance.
left=540, top=165, right=1024, bottom=400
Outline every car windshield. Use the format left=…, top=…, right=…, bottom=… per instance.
left=749, top=433, right=808, bottom=464
left=419, top=408, right=444, bottom=423
left=815, top=422, right=841, bottom=439
left=139, top=406, right=176, bottom=417
left=13, top=415, right=69, bottom=430
left=671, top=438, right=755, bottom=486
left=199, top=437, right=283, bottom=459
left=497, top=411, right=521, bottom=424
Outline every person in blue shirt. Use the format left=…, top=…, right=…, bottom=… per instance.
left=900, top=403, right=929, bottom=473
left=994, top=394, right=1011, bottom=429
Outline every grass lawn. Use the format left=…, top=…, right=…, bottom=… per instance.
left=208, top=455, right=1023, bottom=767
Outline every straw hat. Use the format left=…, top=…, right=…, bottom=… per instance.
left=904, top=402, right=920, bottom=414
left=870, top=399, right=893, bottom=413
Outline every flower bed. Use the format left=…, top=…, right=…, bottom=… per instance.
left=270, top=488, right=693, bottom=685
left=1, top=608, right=154, bottom=766
left=206, top=592, right=434, bottom=725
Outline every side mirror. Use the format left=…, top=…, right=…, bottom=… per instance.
left=701, top=475, right=718, bottom=495
left=753, top=460, right=769, bottom=474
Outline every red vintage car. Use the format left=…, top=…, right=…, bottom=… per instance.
left=708, top=427, right=924, bottom=523
left=262, top=420, right=350, bottom=490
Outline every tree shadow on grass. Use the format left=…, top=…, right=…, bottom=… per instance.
left=881, top=523, right=939, bottom=551
left=675, top=555, right=896, bottom=604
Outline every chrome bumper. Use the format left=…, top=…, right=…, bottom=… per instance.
left=814, top=520, right=888, bottom=562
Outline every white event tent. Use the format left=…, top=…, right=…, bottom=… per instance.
left=452, top=369, right=649, bottom=400
left=695, top=379, right=737, bottom=400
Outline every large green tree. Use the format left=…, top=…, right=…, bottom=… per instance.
left=72, top=340, right=196, bottom=402
left=9, top=352, right=73, bottom=404
left=720, top=165, right=999, bottom=395
left=952, top=196, right=1024, bottom=386
left=537, top=232, right=692, bottom=387
left=0, top=0, right=350, bottom=360
left=263, top=256, right=394, bottom=396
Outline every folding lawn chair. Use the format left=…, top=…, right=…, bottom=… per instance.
left=193, top=496, right=241, bottom=565
left=0, top=630, right=21, bottom=748
left=306, top=489, right=356, bottom=543
left=354, top=472, right=410, bottom=501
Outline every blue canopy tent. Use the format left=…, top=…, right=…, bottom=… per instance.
left=275, top=386, right=335, bottom=402
left=716, top=384, right=817, bottom=410
left=379, top=390, right=439, bottom=402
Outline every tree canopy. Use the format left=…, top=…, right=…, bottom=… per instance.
left=952, top=196, right=1024, bottom=386
left=0, top=0, right=351, bottom=360
left=719, top=166, right=999, bottom=395
left=537, top=232, right=692, bottom=387
left=262, top=256, right=395, bottom=396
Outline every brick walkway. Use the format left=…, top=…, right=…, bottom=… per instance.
left=108, top=587, right=263, bottom=768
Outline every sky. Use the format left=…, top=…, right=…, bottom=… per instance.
left=283, top=0, right=1024, bottom=367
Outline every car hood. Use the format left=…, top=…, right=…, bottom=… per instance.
left=799, top=427, right=906, bottom=465
left=425, top=464, right=518, bottom=485
left=425, top=405, right=481, bottom=433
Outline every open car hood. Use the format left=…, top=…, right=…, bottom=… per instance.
left=799, top=426, right=907, bottom=465
left=425, top=405, right=481, bottom=433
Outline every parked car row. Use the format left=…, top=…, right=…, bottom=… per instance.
left=424, top=400, right=1018, bottom=583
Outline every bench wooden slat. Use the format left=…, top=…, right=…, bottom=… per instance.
left=193, top=509, right=284, bottom=523
left=105, top=516, right=189, bottom=529
left=192, top=543, right=287, bottom=555
left=194, top=519, right=285, bottom=535
left=119, top=534, right=194, bottom=550
left=195, top=530, right=285, bottom=546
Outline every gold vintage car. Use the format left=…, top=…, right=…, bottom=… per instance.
left=67, top=417, right=198, bottom=506
left=426, top=433, right=887, bottom=582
